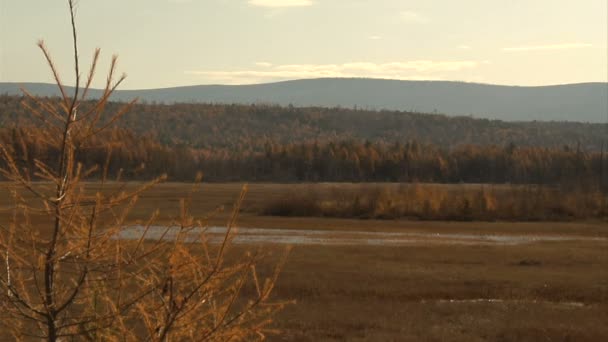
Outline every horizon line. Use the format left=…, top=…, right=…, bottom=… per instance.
left=1, top=77, right=607, bottom=91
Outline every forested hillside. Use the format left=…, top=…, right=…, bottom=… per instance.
left=1, top=95, right=606, bottom=184
left=1, top=95, right=606, bottom=152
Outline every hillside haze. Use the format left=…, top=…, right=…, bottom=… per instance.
left=1, top=78, right=606, bottom=123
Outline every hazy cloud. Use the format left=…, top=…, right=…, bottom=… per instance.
left=368, top=35, right=382, bottom=40
left=503, top=43, right=592, bottom=52
left=248, top=0, right=313, bottom=8
left=186, top=60, right=478, bottom=84
left=400, top=10, right=429, bottom=23
left=457, top=45, right=471, bottom=50
left=255, top=62, right=273, bottom=67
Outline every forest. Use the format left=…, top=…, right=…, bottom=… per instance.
left=1, top=94, right=606, bottom=186
left=1, top=94, right=606, bottom=152
left=1, top=123, right=606, bottom=186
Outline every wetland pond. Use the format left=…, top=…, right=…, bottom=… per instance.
left=117, top=225, right=607, bottom=246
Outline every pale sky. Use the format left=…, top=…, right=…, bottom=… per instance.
left=1, top=0, right=607, bottom=89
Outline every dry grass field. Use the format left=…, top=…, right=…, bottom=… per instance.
left=1, top=182, right=607, bottom=340
left=27, top=182, right=602, bottom=227
left=270, top=241, right=608, bottom=341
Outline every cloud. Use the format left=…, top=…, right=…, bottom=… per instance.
left=399, top=10, right=429, bottom=23
left=255, top=62, right=273, bottom=67
left=186, top=60, right=479, bottom=84
left=248, top=0, right=313, bottom=8
left=502, top=43, right=592, bottom=52
left=368, top=35, right=382, bottom=40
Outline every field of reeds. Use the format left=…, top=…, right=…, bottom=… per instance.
left=259, top=183, right=608, bottom=221
left=5, top=182, right=605, bottom=226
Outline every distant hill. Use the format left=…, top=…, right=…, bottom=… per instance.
left=1, top=95, right=606, bottom=151
left=1, top=78, right=607, bottom=122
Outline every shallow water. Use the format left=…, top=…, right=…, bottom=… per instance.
left=116, top=225, right=607, bottom=246
left=428, top=298, right=587, bottom=308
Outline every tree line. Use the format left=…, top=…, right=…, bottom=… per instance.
left=2, top=126, right=606, bottom=188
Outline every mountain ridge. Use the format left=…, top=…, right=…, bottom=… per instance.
left=1, top=78, right=607, bottom=122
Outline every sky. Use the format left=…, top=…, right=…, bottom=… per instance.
left=1, top=0, right=607, bottom=89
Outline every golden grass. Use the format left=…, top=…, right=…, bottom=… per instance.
left=260, top=183, right=608, bottom=221
left=1, top=182, right=607, bottom=340
left=268, top=241, right=608, bottom=341
left=3, top=182, right=607, bottom=233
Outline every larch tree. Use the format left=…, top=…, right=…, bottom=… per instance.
left=0, top=1, right=290, bottom=341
